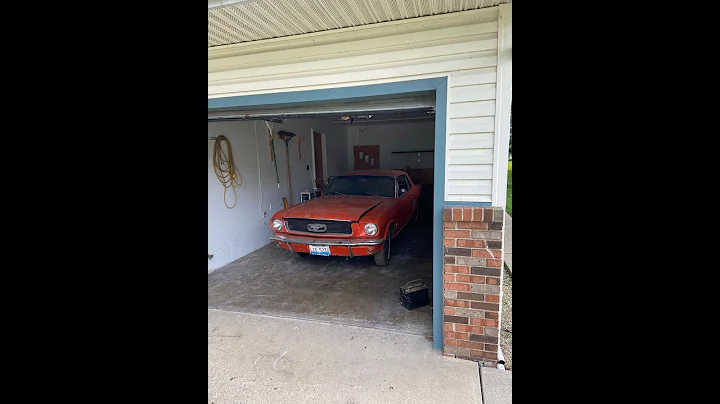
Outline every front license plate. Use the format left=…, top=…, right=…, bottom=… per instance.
left=309, top=245, right=330, bottom=256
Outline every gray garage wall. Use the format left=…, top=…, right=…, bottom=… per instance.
left=324, top=130, right=348, bottom=178
left=346, top=120, right=435, bottom=171
left=208, top=118, right=341, bottom=272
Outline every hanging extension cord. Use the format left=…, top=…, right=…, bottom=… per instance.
left=213, top=135, right=242, bottom=208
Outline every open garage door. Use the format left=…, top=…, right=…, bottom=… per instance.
left=208, top=94, right=436, bottom=337
left=207, top=93, right=435, bottom=121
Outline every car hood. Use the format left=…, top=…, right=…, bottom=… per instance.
left=280, top=196, right=386, bottom=222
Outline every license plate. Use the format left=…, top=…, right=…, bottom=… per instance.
left=309, top=245, right=330, bottom=256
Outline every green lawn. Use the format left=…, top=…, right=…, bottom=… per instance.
left=506, top=160, right=512, bottom=216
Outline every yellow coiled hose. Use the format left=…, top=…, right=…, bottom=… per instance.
left=213, top=135, right=242, bottom=208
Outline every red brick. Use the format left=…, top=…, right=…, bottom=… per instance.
left=443, top=207, right=452, bottom=222
left=445, top=299, right=471, bottom=308
left=444, top=307, right=455, bottom=315
left=445, top=315, right=469, bottom=324
left=471, top=267, right=501, bottom=277
left=457, top=340, right=485, bottom=350
left=456, top=275, right=486, bottom=284
left=482, top=208, right=494, bottom=222
left=444, top=238, right=455, bottom=247
left=486, top=259, right=502, bottom=267
left=472, top=207, right=484, bottom=221
left=471, top=318, right=499, bottom=327
left=452, top=207, right=463, bottom=221
left=455, top=324, right=483, bottom=334
left=471, top=302, right=499, bottom=311
left=486, top=277, right=500, bottom=285
left=458, top=221, right=488, bottom=229
left=444, top=337, right=457, bottom=347
left=457, top=292, right=485, bottom=301
left=444, top=265, right=470, bottom=274
left=469, top=334, right=498, bottom=343
left=444, top=229, right=470, bottom=238
left=462, top=207, right=473, bottom=221
left=486, top=294, right=500, bottom=303
left=457, top=239, right=486, bottom=248
left=444, top=221, right=457, bottom=229
left=444, top=323, right=454, bottom=331
left=485, top=311, right=499, bottom=319
left=484, top=343, right=498, bottom=352
left=444, top=331, right=469, bottom=340
left=444, top=282, right=471, bottom=291
left=471, top=249, right=493, bottom=258
left=490, top=250, right=502, bottom=259
left=443, top=274, right=455, bottom=282
left=470, top=350, right=498, bottom=360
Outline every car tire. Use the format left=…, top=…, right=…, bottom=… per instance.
left=373, top=225, right=393, bottom=266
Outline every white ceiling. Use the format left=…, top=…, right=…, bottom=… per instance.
left=208, top=0, right=509, bottom=47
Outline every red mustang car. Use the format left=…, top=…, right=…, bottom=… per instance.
left=269, top=170, right=422, bottom=265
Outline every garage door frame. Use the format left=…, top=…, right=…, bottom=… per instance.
left=209, top=77, right=453, bottom=350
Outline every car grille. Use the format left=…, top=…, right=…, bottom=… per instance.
left=285, top=218, right=352, bottom=235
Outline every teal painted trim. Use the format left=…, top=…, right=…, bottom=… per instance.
left=445, top=202, right=492, bottom=207
left=432, top=79, right=447, bottom=351
left=209, top=77, right=449, bottom=351
left=208, top=78, right=445, bottom=110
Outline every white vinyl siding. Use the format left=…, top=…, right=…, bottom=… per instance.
left=209, top=7, right=501, bottom=203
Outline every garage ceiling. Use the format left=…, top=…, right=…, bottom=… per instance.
left=208, top=0, right=510, bottom=47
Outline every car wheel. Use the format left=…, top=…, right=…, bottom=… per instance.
left=374, top=225, right=393, bottom=266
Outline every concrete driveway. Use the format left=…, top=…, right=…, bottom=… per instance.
left=208, top=309, right=482, bottom=404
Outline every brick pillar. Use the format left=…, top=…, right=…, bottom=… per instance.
left=442, top=206, right=504, bottom=367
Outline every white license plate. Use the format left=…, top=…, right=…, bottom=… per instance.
left=309, top=245, right=330, bottom=256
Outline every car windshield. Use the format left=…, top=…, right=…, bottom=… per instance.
left=324, top=175, right=395, bottom=198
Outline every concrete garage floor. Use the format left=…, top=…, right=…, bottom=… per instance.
left=208, top=190, right=435, bottom=337
left=208, top=309, right=482, bottom=404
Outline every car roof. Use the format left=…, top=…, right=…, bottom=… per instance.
left=337, top=170, right=407, bottom=177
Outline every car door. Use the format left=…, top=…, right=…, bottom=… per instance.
left=396, top=174, right=415, bottom=226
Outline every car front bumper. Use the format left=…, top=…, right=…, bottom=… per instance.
left=270, top=233, right=385, bottom=257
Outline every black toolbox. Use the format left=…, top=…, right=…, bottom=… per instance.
left=399, top=280, right=430, bottom=310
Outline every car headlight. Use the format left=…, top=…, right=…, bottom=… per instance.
left=272, top=219, right=284, bottom=231
left=364, top=223, right=378, bottom=236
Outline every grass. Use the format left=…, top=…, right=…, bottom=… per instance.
left=506, top=160, right=512, bottom=216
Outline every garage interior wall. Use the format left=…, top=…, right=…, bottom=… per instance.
left=346, top=120, right=434, bottom=171
left=208, top=118, right=342, bottom=272
left=323, top=130, right=348, bottom=178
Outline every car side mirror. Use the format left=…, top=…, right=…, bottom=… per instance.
left=400, top=188, right=408, bottom=196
